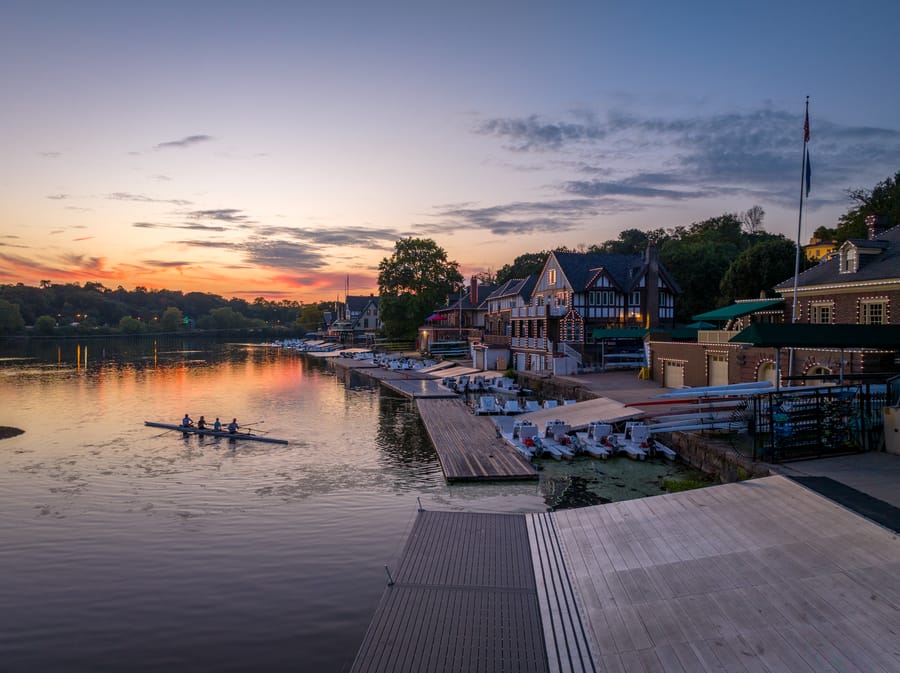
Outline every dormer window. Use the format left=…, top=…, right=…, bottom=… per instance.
left=839, top=246, right=857, bottom=273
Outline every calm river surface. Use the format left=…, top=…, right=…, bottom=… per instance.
left=0, top=338, right=703, bottom=673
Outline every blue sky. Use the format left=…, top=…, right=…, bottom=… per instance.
left=1, top=0, right=898, bottom=302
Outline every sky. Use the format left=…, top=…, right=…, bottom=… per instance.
left=1, top=1, right=898, bottom=304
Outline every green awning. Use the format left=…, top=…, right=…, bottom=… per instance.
left=592, top=328, right=653, bottom=339
left=692, top=299, right=783, bottom=322
left=729, top=323, right=900, bottom=348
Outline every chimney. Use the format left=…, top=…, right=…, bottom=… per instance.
left=644, top=241, right=659, bottom=328
left=470, top=275, right=478, bottom=305
left=867, top=214, right=891, bottom=240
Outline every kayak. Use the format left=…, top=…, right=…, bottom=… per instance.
left=144, top=421, right=289, bottom=444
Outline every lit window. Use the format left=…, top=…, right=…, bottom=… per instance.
left=547, top=268, right=557, bottom=286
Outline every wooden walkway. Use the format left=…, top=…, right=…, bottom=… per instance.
left=350, top=510, right=549, bottom=673
left=553, top=475, right=900, bottom=673
left=417, top=398, right=538, bottom=481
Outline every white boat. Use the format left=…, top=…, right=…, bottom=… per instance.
left=487, top=376, right=520, bottom=394
left=523, top=400, right=541, bottom=413
left=539, top=420, right=575, bottom=460
left=651, top=439, right=678, bottom=460
left=610, top=422, right=648, bottom=460
left=501, top=399, right=523, bottom=415
left=475, top=396, right=500, bottom=415
left=501, top=420, right=540, bottom=458
left=574, top=421, right=613, bottom=459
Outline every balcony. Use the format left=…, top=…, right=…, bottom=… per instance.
left=482, top=334, right=512, bottom=346
left=511, top=336, right=548, bottom=350
left=511, top=305, right=546, bottom=319
left=698, top=330, right=743, bottom=344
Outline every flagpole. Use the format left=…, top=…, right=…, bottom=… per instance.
left=788, top=96, right=810, bottom=387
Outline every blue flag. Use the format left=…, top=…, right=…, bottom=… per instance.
left=805, top=148, right=811, bottom=197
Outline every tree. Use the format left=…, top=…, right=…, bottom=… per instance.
left=297, top=305, right=324, bottom=333
left=660, top=238, right=740, bottom=322
left=740, top=205, right=766, bottom=234
left=719, top=237, right=799, bottom=303
left=377, top=238, right=463, bottom=339
left=33, top=315, right=57, bottom=335
left=495, top=251, right=548, bottom=284
left=591, top=228, right=651, bottom=255
left=160, top=306, right=184, bottom=332
left=0, top=299, right=25, bottom=334
left=119, top=316, right=143, bottom=334
left=835, top=171, right=900, bottom=242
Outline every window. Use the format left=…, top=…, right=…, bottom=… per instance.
left=809, top=303, right=832, bottom=324
left=861, top=300, right=887, bottom=325
left=547, top=268, right=557, bottom=286
left=840, top=247, right=857, bottom=273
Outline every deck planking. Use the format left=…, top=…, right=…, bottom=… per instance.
left=416, top=398, right=538, bottom=481
left=551, top=475, right=900, bottom=673
left=350, top=510, right=549, bottom=673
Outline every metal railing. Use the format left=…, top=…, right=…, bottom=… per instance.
left=750, top=384, right=887, bottom=462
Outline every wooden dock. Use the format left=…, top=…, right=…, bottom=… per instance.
left=417, top=398, right=538, bottom=481
left=349, top=510, right=549, bottom=673
left=553, top=475, right=900, bottom=673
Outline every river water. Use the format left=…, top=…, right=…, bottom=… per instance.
left=0, top=338, right=705, bottom=673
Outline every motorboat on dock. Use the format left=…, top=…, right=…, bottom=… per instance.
left=500, top=420, right=540, bottom=458
left=535, top=420, right=576, bottom=460
left=574, top=422, right=613, bottom=459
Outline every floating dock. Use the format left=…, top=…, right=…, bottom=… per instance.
left=351, top=476, right=900, bottom=672
left=417, top=398, right=538, bottom=481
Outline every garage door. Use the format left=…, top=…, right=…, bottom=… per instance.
left=664, top=360, right=685, bottom=388
left=707, top=353, right=728, bottom=386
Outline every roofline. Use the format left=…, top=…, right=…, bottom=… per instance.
left=775, top=278, right=900, bottom=293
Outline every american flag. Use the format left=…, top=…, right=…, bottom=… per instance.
left=804, top=109, right=810, bottom=143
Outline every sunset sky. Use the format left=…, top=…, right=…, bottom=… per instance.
left=2, top=1, right=898, bottom=303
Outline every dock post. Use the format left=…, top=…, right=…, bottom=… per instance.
left=384, top=565, right=395, bottom=586
left=417, top=497, right=424, bottom=512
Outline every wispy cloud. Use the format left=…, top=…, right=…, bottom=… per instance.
left=185, top=208, right=253, bottom=224
left=133, top=221, right=230, bottom=232
left=47, top=193, right=68, bottom=200
left=476, top=107, right=900, bottom=210
left=419, top=199, right=607, bottom=237
left=108, top=192, right=193, bottom=206
left=38, top=151, right=62, bottom=158
left=155, top=134, right=213, bottom=150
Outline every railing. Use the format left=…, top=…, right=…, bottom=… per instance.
left=482, top=334, right=511, bottom=346
left=697, top=330, right=743, bottom=343
left=750, top=384, right=887, bottom=462
left=423, top=327, right=481, bottom=341
left=510, top=336, right=548, bottom=350
left=558, top=342, right=582, bottom=364
left=548, top=305, right=568, bottom=317
left=511, top=306, right=546, bottom=319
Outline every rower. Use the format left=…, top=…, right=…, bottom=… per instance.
left=197, top=416, right=207, bottom=430
left=213, top=417, right=222, bottom=432
left=227, top=418, right=239, bottom=434
left=182, top=413, right=193, bottom=428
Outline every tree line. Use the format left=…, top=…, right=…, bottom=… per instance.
left=0, top=282, right=331, bottom=336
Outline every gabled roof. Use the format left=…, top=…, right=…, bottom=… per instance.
left=346, top=295, right=378, bottom=312
left=774, top=223, right=900, bottom=290
left=553, top=252, right=641, bottom=291
left=485, top=275, right=538, bottom=302
left=692, top=299, right=784, bottom=322
left=730, top=323, right=900, bottom=348
left=551, top=250, right=682, bottom=294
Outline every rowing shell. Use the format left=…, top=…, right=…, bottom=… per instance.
left=144, top=421, right=289, bottom=444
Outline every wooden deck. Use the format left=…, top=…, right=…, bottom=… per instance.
left=350, top=510, right=549, bottom=673
left=416, top=398, right=538, bottom=481
left=552, top=475, right=900, bottom=672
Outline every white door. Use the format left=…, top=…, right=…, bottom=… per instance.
left=664, top=361, right=685, bottom=388
left=707, top=354, right=728, bottom=386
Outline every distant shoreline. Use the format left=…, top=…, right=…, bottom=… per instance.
left=0, top=427, right=24, bottom=440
